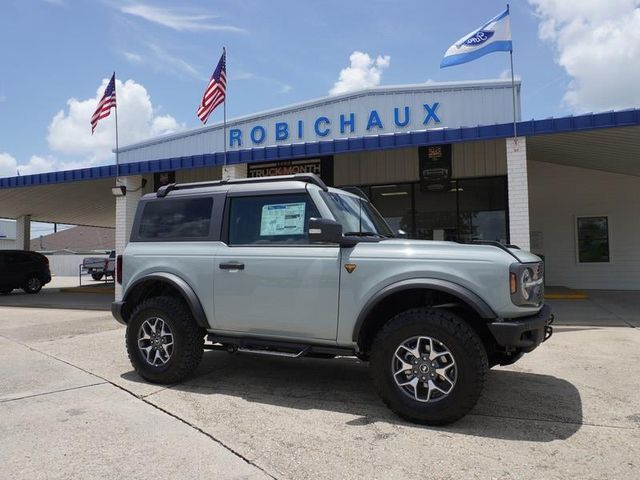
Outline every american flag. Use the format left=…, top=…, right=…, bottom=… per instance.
left=91, top=73, right=116, bottom=134
left=197, top=50, right=226, bottom=124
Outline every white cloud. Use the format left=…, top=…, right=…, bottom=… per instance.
left=123, top=51, right=143, bottom=64
left=122, top=44, right=205, bottom=81
left=47, top=78, right=184, bottom=164
left=0, top=153, right=18, bottom=178
left=119, top=4, right=244, bottom=33
left=329, top=51, right=391, bottom=96
left=499, top=69, right=522, bottom=81
left=147, top=43, right=205, bottom=80
left=0, top=153, right=62, bottom=178
left=529, top=0, right=640, bottom=112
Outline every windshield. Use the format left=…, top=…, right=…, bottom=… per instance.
left=321, top=191, right=394, bottom=238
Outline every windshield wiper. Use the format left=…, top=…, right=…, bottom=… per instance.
left=344, top=231, right=387, bottom=238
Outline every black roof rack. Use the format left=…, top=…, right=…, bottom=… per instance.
left=156, top=173, right=328, bottom=198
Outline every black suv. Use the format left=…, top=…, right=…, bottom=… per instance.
left=0, top=250, right=52, bottom=294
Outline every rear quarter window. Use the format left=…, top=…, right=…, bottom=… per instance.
left=136, top=197, right=214, bottom=241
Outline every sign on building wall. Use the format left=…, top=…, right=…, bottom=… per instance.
left=116, top=82, right=521, bottom=164
left=248, top=157, right=334, bottom=185
left=419, top=144, right=452, bottom=191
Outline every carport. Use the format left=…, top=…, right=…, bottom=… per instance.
left=1, top=109, right=639, bottom=301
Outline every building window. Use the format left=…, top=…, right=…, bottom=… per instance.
left=369, top=184, right=413, bottom=236
left=576, top=216, right=610, bottom=263
left=360, top=176, right=507, bottom=242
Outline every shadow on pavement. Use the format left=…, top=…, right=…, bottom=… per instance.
left=122, top=350, right=582, bottom=443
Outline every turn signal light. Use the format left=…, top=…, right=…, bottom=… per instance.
left=510, top=272, right=517, bottom=294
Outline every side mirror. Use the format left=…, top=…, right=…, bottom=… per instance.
left=309, top=218, right=343, bottom=244
left=397, top=229, right=408, bottom=238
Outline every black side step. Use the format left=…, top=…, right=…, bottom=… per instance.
left=205, top=334, right=355, bottom=358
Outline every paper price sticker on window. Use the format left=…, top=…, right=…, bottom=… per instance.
left=260, top=202, right=306, bottom=236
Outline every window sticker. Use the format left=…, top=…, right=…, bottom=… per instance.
left=260, top=202, right=306, bottom=236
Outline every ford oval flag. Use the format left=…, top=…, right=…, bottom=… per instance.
left=440, top=8, right=512, bottom=68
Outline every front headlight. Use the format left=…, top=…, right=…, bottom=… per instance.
left=510, top=262, right=544, bottom=306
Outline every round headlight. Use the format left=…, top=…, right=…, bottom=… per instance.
left=520, top=268, right=533, bottom=300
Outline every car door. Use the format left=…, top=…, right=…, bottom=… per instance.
left=213, top=191, right=341, bottom=341
left=2, top=252, right=28, bottom=287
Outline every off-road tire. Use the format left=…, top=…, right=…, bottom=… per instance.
left=370, top=307, right=488, bottom=425
left=126, top=296, right=204, bottom=384
left=23, top=276, right=43, bottom=294
left=91, top=272, right=104, bottom=281
left=0, top=288, right=12, bottom=295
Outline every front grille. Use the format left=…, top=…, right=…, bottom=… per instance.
left=533, top=261, right=544, bottom=305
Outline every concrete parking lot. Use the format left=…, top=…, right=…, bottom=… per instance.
left=1, top=305, right=639, bottom=480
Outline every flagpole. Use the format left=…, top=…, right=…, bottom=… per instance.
left=507, top=4, right=518, bottom=140
left=222, top=47, right=227, bottom=172
left=113, top=72, right=121, bottom=181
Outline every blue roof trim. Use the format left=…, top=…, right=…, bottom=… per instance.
left=2, top=108, right=639, bottom=189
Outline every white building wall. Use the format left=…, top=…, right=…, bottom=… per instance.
left=46, top=254, right=107, bottom=277
left=506, top=138, right=530, bottom=251
left=528, top=160, right=640, bottom=290
left=115, top=176, right=143, bottom=300
left=0, top=239, right=16, bottom=250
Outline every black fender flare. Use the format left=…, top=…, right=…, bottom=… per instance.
left=123, top=272, right=209, bottom=329
left=352, top=278, right=497, bottom=342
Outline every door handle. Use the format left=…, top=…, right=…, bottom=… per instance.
left=219, top=262, right=245, bottom=270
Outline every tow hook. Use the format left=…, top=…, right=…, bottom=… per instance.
left=543, top=314, right=554, bottom=342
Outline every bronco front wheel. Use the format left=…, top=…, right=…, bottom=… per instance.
left=370, top=308, right=488, bottom=425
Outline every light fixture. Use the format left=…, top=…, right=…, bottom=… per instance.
left=111, top=179, right=147, bottom=197
left=111, top=185, right=127, bottom=197
left=381, top=191, right=409, bottom=196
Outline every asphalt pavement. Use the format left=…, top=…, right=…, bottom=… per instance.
left=0, top=306, right=638, bottom=479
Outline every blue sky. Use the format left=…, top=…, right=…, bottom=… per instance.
left=0, top=0, right=566, bottom=168
left=0, top=0, right=638, bottom=177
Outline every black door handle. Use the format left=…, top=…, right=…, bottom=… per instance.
left=219, top=262, right=245, bottom=270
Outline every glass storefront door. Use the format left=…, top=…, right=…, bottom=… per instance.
left=353, top=176, right=508, bottom=243
left=369, top=184, right=412, bottom=236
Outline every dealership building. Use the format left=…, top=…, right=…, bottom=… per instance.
left=1, top=79, right=639, bottom=295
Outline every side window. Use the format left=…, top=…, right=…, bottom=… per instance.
left=227, top=194, right=320, bottom=245
left=138, top=197, right=213, bottom=240
left=5, top=253, right=30, bottom=264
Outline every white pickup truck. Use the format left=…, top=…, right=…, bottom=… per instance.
left=83, top=250, right=115, bottom=281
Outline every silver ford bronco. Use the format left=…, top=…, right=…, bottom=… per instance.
left=112, top=173, right=553, bottom=425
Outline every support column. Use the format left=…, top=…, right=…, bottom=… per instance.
left=15, top=215, right=31, bottom=251
left=115, top=176, right=143, bottom=300
left=506, top=137, right=531, bottom=251
left=222, top=163, right=247, bottom=180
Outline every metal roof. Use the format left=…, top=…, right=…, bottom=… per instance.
left=1, top=108, right=639, bottom=190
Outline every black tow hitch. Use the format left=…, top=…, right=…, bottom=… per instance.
left=543, top=314, right=554, bottom=342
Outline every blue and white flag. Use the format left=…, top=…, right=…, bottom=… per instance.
left=440, top=8, right=512, bottom=68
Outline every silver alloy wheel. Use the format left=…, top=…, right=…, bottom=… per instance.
left=138, top=317, right=174, bottom=367
left=27, top=277, right=41, bottom=291
left=392, top=335, right=457, bottom=403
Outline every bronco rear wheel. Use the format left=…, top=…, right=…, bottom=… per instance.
left=370, top=307, right=488, bottom=425
left=126, top=296, right=204, bottom=384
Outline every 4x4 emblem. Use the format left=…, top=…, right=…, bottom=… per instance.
left=344, top=263, right=357, bottom=274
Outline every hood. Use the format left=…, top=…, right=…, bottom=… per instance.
left=377, top=239, right=541, bottom=264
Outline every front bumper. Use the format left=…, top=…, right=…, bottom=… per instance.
left=488, top=304, right=554, bottom=352
left=112, top=301, right=126, bottom=325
